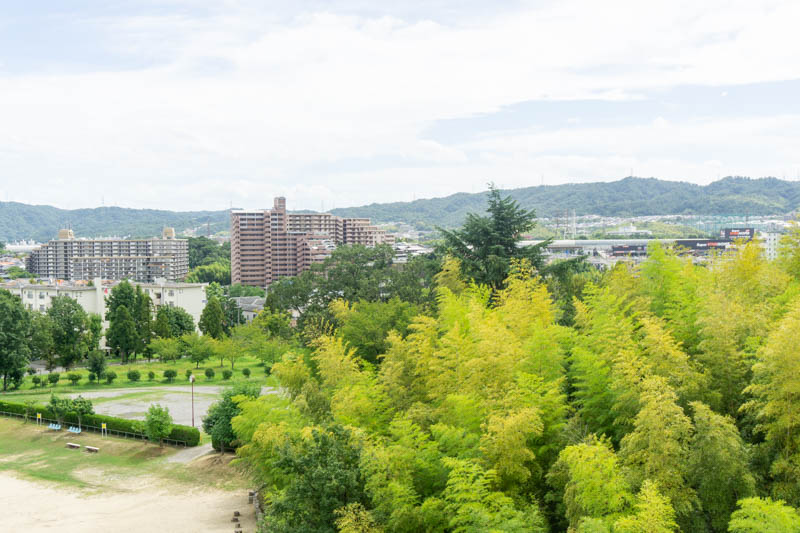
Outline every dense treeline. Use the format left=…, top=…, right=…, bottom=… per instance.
left=228, top=190, right=800, bottom=532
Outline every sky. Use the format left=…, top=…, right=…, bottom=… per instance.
left=1, top=0, right=799, bottom=212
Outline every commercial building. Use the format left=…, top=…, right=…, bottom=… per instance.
left=231, top=197, right=393, bottom=287
left=2, top=277, right=207, bottom=333
left=26, top=228, right=189, bottom=282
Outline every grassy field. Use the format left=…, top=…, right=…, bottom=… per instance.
left=0, top=417, right=241, bottom=489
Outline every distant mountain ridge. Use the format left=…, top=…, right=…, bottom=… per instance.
left=0, top=202, right=228, bottom=243
left=330, top=177, right=800, bottom=229
left=1, top=177, right=797, bottom=242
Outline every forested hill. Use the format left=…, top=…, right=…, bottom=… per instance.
left=331, top=176, right=800, bottom=228
left=0, top=202, right=229, bottom=242
left=3, top=176, right=799, bottom=241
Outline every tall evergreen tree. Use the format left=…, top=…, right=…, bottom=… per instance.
left=439, top=184, right=548, bottom=289
left=106, top=305, right=138, bottom=362
left=154, top=306, right=172, bottom=338
left=132, top=285, right=153, bottom=356
left=0, top=289, right=31, bottom=391
left=199, top=296, right=225, bottom=339
left=47, top=295, right=91, bottom=369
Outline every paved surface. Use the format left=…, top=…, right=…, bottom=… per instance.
left=63, top=385, right=273, bottom=427
left=166, top=442, right=215, bottom=463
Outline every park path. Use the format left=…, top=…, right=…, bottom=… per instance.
left=166, top=442, right=214, bottom=463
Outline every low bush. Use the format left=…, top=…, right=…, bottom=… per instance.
left=148, top=371, right=155, bottom=381
left=0, top=399, right=200, bottom=446
left=205, top=368, right=215, bottom=380
left=222, top=369, right=232, bottom=380
left=127, top=370, right=141, bottom=382
left=88, top=372, right=97, bottom=383
left=31, top=376, right=41, bottom=387
left=67, top=373, right=81, bottom=386
left=105, top=371, right=118, bottom=384
left=48, top=373, right=60, bottom=386
left=163, top=369, right=177, bottom=383
left=242, top=368, right=251, bottom=378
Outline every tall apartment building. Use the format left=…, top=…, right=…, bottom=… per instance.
left=26, top=228, right=189, bottom=282
left=231, top=197, right=393, bottom=287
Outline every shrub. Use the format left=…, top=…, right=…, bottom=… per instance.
left=205, top=368, right=215, bottom=380
left=127, top=370, right=141, bottom=382
left=105, top=371, right=117, bottom=384
left=264, top=364, right=272, bottom=375
left=185, top=369, right=193, bottom=380
left=31, top=376, right=41, bottom=387
left=27, top=367, right=36, bottom=376
left=67, top=373, right=81, bottom=386
left=47, top=373, right=60, bottom=386
left=222, top=369, right=232, bottom=380
left=163, top=369, right=177, bottom=383
left=88, top=372, right=96, bottom=383
left=242, top=368, right=251, bottom=378
left=148, top=371, right=155, bottom=381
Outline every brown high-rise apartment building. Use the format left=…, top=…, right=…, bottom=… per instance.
left=231, top=197, right=393, bottom=287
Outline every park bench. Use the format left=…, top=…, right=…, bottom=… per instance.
left=66, top=443, right=80, bottom=450
left=85, top=446, right=99, bottom=454
left=48, top=423, right=62, bottom=431
left=68, top=426, right=82, bottom=434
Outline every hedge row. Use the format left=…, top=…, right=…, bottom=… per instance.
left=0, top=400, right=200, bottom=447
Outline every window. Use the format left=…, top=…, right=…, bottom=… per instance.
left=27, top=292, right=33, bottom=299
left=168, top=290, right=174, bottom=297
left=39, top=293, right=45, bottom=299
left=39, top=305, right=45, bottom=312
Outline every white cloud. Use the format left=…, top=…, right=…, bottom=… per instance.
left=0, top=1, right=799, bottom=210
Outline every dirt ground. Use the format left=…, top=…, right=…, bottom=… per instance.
left=1, top=469, right=258, bottom=532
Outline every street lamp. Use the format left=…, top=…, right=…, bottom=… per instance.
left=189, top=374, right=195, bottom=427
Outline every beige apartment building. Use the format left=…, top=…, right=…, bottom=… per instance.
left=26, top=228, right=189, bottom=282
left=231, top=197, right=392, bottom=287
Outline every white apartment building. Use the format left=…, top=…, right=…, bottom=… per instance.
left=3, top=277, right=207, bottom=334
left=759, top=231, right=782, bottom=261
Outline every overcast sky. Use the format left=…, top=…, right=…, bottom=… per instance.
left=1, top=0, right=799, bottom=211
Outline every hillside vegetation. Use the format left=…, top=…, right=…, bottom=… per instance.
left=331, top=176, right=800, bottom=228
left=3, top=177, right=799, bottom=241
left=0, top=202, right=228, bottom=242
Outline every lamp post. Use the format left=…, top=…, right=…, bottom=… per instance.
left=190, top=374, right=195, bottom=427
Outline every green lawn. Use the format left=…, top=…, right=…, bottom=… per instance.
left=13, top=354, right=278, bottom=395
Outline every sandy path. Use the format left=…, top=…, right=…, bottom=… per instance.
left=1, top=472, right=257, bottom=533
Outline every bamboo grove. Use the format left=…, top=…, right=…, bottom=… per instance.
left=228, top=225, right=800, bottom=532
